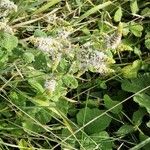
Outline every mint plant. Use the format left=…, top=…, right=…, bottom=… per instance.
left=0, top=0, right=150, bottom=150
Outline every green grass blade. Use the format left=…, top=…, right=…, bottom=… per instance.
left=130, top=138, right=150, bottom=150
left=33, top=0, right=61, bottom=15
left=73, top=1, right=112, bottom=24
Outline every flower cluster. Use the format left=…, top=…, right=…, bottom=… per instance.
left=57, top=26, right=73, bottom=39
left=31, top=30, right=73, bottom=64
left=0, top=0, right=17, bottom=18
left=77, top=48, right=115, bottom=74
left=44, top=79, right=57, bottom=92
left=32, top=37, right=62, bottom=54
left=105, top=22, right=123, bottom=50
left=106, top=32, right=122, bottom=50
left=0, top=21, right=13, bottom=34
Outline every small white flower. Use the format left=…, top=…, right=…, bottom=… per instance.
left=46, top=13, right=58, bottom=23
left=90, top=51, right=108, bottom=64
left=32, top=37, right=62, bottom=54
left=44, top=79, right=57, bottom=92
left=0, top=21, right=13, bottom=34
left=105, top=22, right=123, bottom=50
left=0, top=0, right=17, bottom=17
left=77, top=48, right=114, bottom=74
left=106, top=32, right=122, bottom=49
left=83, top=41, right=92, bottom=48
left=57, top=27, right=72, bottom=39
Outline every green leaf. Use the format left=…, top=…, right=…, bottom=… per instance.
left=55, top=97, right=69, bottom=116
left=141, top=7, right=150, bottom=17
left=0, top=32, right=18, bottom=51
left=145, top=39, right=150, bottom=50
left=130, top=23, right=143, bottom=37
left=62, top=74, right=78, bottom=89
left=116, top=124, right=135, bottom=136
left=34, top=108, right=52, bottom=124
left=34, top=29, right=47, bottom=37
left=33, top=52, right=48, bottom=70
left=18, top=139, right=33, bottom=150
left=23, top=52, right=35, bottom=63
left=114, top=7, right=122, bottom=22
left=139, top=134, right=150, bottom=150
left=121, top=60, right=142, bottom=78
left=145, top=32, right=150, bottom=39
left=28, top=79, right=45, bottom=93
left=76, top=107, right=111, bottom=134
left=132, top=108, right=146, bottom=126
left=9, top=91, right=26, bottom=106
left=131, top=135, right=150, bottom=150
left=146, top=121, right=150, bottom=128
left=104, top=94, right=122, bottom=114
left=133, top=94, right=150, bottom=114
left=22, top=121, right=44, bottom=133
left=134, top=46, right=142, bottom=56
left=82, top=131, right=113, bottom=150
left=121, top=74, right=150, bottom=94
left=57, top=58, right=69, bottom=73
left=61, top=128, right=80, bottom=149
left=130, top=0, right=139, bottom=14
left=122, top=22, right=130, bottom=36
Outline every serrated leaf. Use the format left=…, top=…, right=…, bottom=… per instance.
left=116, top=124, right=135, bottom=136
left=122, top=23, right=130, bottom=36
left=55, top=97, right=69, bottom=116
left=133, top=94, right=150, bottom=114
left=35, top=109, right=52, bottom=124
left=28, top=79, right=45, bottom=93
left=57, top=58, right=69, bottom=73
left=62, top=74, right=78, bottom=89
left=122, top=60, right=142, bottom=78
left=33, top=52, right=48, bottom=70
left=76, top=107, right=111, bottom=134
left=134, top=46, right=142, bottom=56
left=145, top=39, right=150, bottom=50
left=104, top=94, right=122, bottom=114
left=130, top=23, right=143, bottom=37
left=121, top=74, right=150, bottom=94
left=0, top=32, right=18, bottom=51
left=130, top=0, right=139, bottom=14
left=114, top=7, right=122, bottom=22
left=82, top=131, right=113, bottom=150
left=9, top=91, right=26, bottom=106
left=23, top=52, right=35, bottom=63
left=141, top=7, right=150, bottom=17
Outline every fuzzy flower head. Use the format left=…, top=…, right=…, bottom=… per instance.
left=45, top=13, right=58, bottom=24
left=105, top=22, right=123, bottom=50
left=31, top=35, right=74, bottom=62
left=44, top=79, right=57, bottom=92
left=77, top=48, right=115, bottom=74
left=0, top=0, right=17, bottom=18
left=57, top=26, right=73, bottom=39
left=31, top=36, right=62, bottom=54
left=0, top=21, right=13, bottom=34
